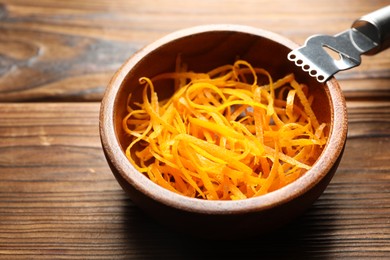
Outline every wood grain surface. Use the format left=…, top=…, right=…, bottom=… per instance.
left=0, top=102, right=389, bottom=259
left=0, top=0, right=389, bottom=102
left=0, top=0, right=389, bottom=259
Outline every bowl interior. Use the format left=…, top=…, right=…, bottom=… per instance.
left=113, top=27, right=331, bottom=158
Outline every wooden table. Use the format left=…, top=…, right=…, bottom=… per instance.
left=1, top=0, right=389, bottom=258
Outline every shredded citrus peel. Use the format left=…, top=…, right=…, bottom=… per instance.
left=122, top=60, right=328, bottom=200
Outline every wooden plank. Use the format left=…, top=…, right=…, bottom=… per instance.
left=0, top=102, right=389, bottom=258
left=0, top=0, right=389, bottom=102
left=340, top=78, right=390, bottom=101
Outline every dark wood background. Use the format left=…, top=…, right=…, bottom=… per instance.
left=0, top=0, right=389, bottom=258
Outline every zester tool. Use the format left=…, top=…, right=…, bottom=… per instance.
left=288, top=5, right=390, bottom=82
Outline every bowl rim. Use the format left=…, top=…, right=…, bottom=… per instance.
left=99, top=24, right=348, bottom=215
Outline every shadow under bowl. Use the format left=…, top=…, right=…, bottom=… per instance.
left=99, top=24, right=348, bottom=239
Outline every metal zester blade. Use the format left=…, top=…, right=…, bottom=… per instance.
left=288, top=5, right=390, bottom=83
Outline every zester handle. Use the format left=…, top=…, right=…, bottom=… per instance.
left=352, top=5, right=390, bottom=55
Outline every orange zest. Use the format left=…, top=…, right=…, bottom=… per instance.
left=122, top=60, right=328, bottom=200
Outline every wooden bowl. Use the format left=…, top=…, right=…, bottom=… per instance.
left=99, top=25, right=347, bottom=239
